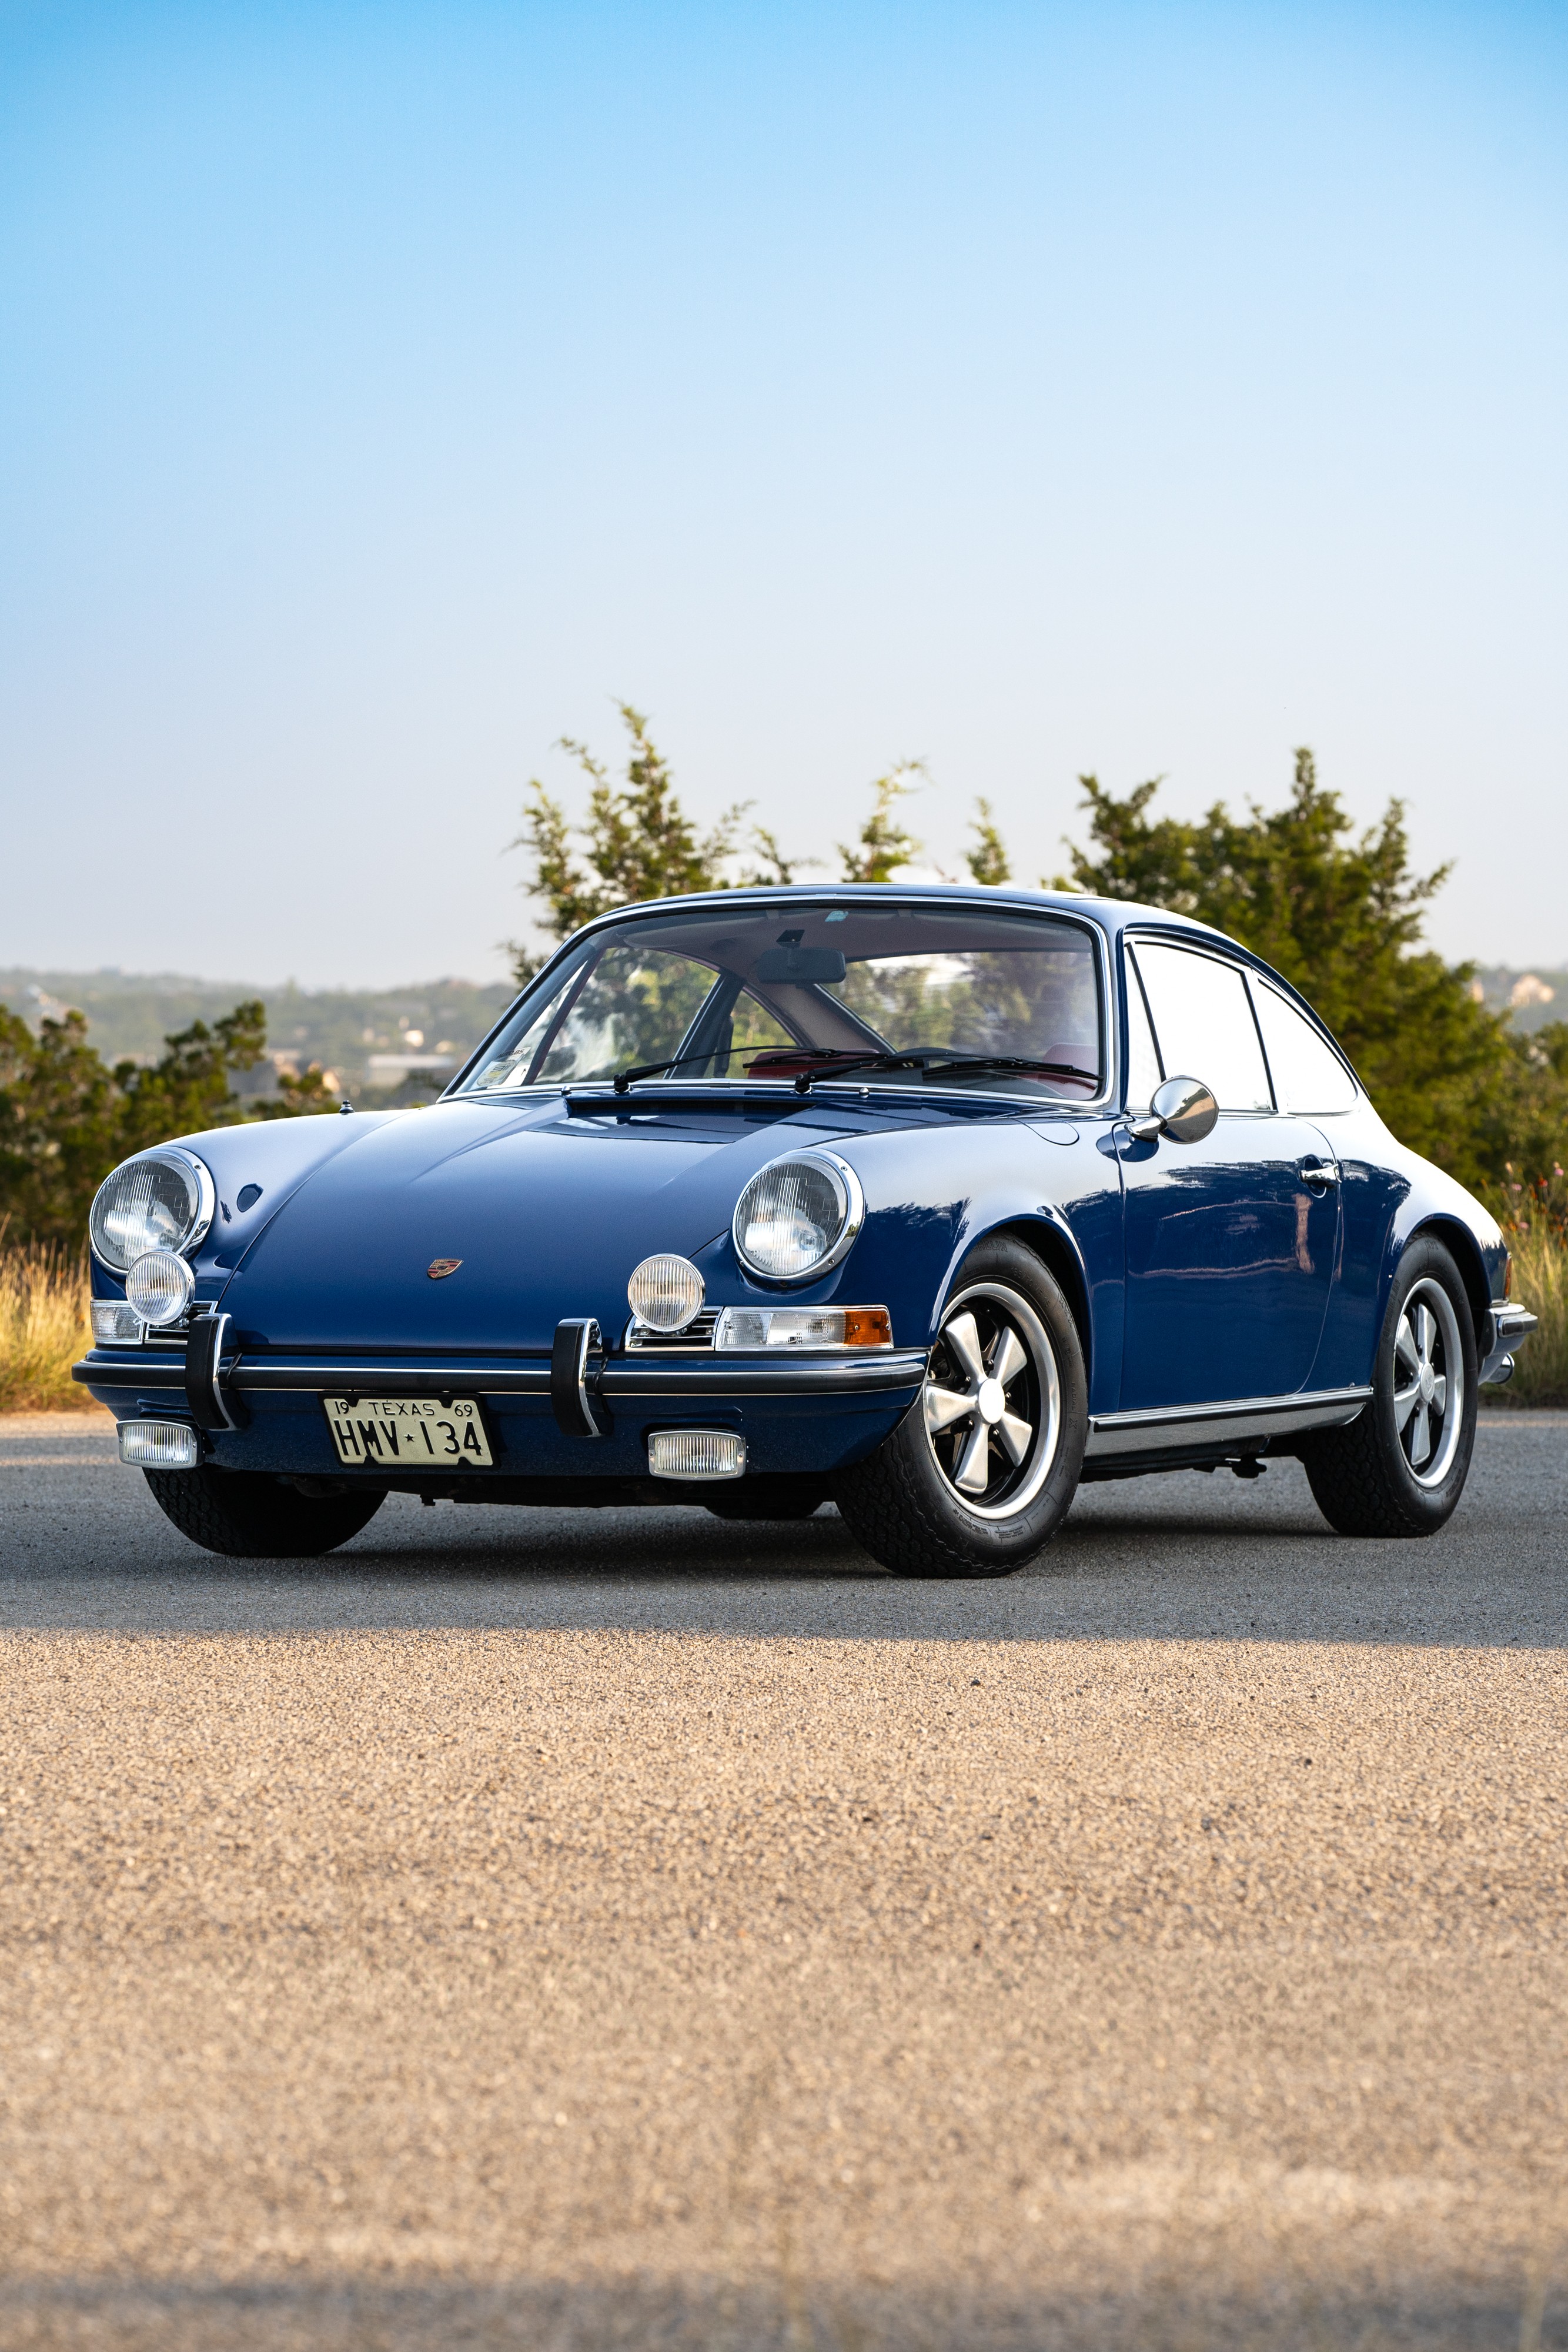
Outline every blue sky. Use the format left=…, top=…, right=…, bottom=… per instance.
left=3, top=0, right=1565, bottom=987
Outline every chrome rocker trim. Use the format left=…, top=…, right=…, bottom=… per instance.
left=1084, top=1384, right=1373, bottom=1459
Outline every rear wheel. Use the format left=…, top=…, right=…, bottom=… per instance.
left=143, top=1467, right=386, bottom=1558
left=833, top=1237, right=1087, bottom=1577
left=1300, top=1237, right=1477, bottom=1536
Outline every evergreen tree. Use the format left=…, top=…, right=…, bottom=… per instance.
left=1054, top=751, right=1517, bottom=1182
left=0, top=999, right=318, bottom=1247
left=837, top=764, right=924, bottom=882
left=510, top=705, right=751, bottom=977
left=965, top=797, right=1011, bottom=885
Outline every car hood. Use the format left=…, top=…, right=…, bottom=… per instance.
left=212, top=1095, right=888, bottom=1353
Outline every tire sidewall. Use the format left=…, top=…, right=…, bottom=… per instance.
left=1368, top=1237, right=1479, bottom=1531
left=884, top=1236, right=1087, bottom=1570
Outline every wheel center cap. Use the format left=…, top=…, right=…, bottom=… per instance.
left=1419, top=1363, right=1436, bottom=1404
left=977, top=1378, right=1006, bottom=1425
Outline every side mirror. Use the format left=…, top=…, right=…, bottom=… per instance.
left=1128, top=1074, right=1219, bottom=1145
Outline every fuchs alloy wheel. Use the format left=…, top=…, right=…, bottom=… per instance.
left=1301, top=1236, right=1479, bottom=1538
left=833, top=1237, right=1087, bottom=1578
left=142, top=1466, right=386, bottom=1558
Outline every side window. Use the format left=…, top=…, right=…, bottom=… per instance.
left=1252, top=981, right=1357, bottom=1114
left=1129, top=941, right=1272, bottom=1111
left=1124, top=957, right=1163, bottom=1112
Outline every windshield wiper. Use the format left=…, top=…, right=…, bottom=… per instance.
left=784, top=1051, right=1098, bottom=1094
left=610, top=1047, right=1099, bottom=1098
left=614, top=1047, right=922, bottom=1095
left=774, top=1052, right=929, bottom=1094
left=919, top=1055, right=1099, bottom=1085
left=610, top=1050, right=747, bottom=1094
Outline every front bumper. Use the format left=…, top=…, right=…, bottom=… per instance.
left=72, top=1342, right=930, bottom=1481
left=1480, top=1303, right=1539, bottom=1387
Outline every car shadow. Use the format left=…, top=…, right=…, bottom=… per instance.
left=2, top=1418, right=1563, bottom=1646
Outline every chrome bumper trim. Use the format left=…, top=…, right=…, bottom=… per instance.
left=1085, top=1384, right=1372, bottom=1458
left=74, top=1349, right=928, bottom=1402
left=1482, top=1304, right=1539, bottom=1387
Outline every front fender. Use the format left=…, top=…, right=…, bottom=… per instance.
left=827, top=1119, right=1124, bottom=1418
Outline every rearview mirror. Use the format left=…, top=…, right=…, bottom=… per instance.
left=754, top=945, right=848, bottom=983
left=1128, top=1075, right=1219, bottom=1145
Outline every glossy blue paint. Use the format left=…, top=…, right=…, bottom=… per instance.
left=1116, top=1113, right=1340, bottom=1408
left=76, top=884, right=1510, bottom=1479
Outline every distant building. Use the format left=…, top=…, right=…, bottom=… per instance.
left=1510, top=974, right=1556, bottom=1008
left=366, top=1053, right=457, bottom=1079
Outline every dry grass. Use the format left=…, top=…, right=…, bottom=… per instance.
left=1487, top=1168, right=1568, bottom=1409
left=0, top=1242, right=95, bottom=1414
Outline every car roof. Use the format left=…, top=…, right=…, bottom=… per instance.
left=579, top=880, right=1226, bottom=947
left=563, top=881, right=1330, bottom=1030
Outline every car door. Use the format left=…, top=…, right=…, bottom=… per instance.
left=1117, top=937, right=1341, bottom=1409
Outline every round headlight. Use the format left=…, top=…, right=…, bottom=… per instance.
left=628, top=1254, right=706, bottom=1332
left=125, top=1249, right=196, bottom=1328
left=89, top=1150, right=215, bottom=1273
left=732, top=1150, right=865, bottom=1283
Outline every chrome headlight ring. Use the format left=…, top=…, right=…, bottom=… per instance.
left=731, top=1148, right=866, bottom=1285
left=88, top=1147, right=216, bottom=1275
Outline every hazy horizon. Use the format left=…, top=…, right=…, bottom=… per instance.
left=5, top=1, right=1565, bottom=987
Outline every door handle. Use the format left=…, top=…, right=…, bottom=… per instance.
left=1300, top=1160, right=1339, bottom=1191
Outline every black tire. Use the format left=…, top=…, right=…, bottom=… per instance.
left=702, top=1476, right=831, bottom=1522
left=1300, top=1235, right=1478, bottom=1537
left=832, top=1237, right=1088, bottom=1578
left=143, top=1466, right=386, bottom=1558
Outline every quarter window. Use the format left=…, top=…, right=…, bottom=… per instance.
left=1252, top=981, right=1357, bottom=1114
left=1129, top=941, right=1272, bottom=1111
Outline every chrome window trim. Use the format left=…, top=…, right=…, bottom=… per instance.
left=452, top=891, right=1119, bottom=1115
left=1122, top=921, right=1363, bottom=1114
left=1122, top=931, right=1276, bottom=1114
left=1244, top=968, right=1363, bottom=1110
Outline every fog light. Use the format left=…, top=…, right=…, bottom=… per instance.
left=628, top=1254, right=705, bottom=1332
left=648, top=1429, right=747, bottom=1480
left=118, top=1420, right=200, bottom=1469
left=125, top=1250, right=195, bottom=1327
left=91, top=1297, right=145, bottom=1345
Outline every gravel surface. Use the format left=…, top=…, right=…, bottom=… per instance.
left=1, top=1409, right=1565, bottom=2349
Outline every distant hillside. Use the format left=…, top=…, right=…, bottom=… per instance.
left=0, top=968, right=519, bottom=1105
left=1470, top=967, right=1568, bottom=1034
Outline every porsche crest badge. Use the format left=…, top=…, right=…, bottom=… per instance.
left=426, top=1258, right=463, bottom=1281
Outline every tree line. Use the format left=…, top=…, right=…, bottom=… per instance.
left=512, top=707, right=1566, bottom=1192
left=1, top=705, right=1561, bottom=1247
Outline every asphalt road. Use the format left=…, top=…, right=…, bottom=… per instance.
left=1, top=1409, right=1565, bottom=2350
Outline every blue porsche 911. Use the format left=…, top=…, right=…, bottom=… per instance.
left=75, top=886, right=1536, bottom=1575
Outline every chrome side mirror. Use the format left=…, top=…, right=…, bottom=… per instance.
left=1128, top=1075, right=1219, bottom=1145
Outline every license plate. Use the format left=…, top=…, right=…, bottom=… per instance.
left=322, top=1396, right=493, bottom=1469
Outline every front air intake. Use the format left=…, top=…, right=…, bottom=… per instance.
left=647, top=1429, right=747, bottom=1481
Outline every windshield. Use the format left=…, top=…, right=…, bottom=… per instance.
left=460, top=900, right=1104, bottom=1101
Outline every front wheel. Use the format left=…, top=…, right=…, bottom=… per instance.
left=143, top=1466, right=386, bottom=1558
left=833, top=1238, right=1087, bottom=1577
left=1300, top=1236, right=1478, bottom=1536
